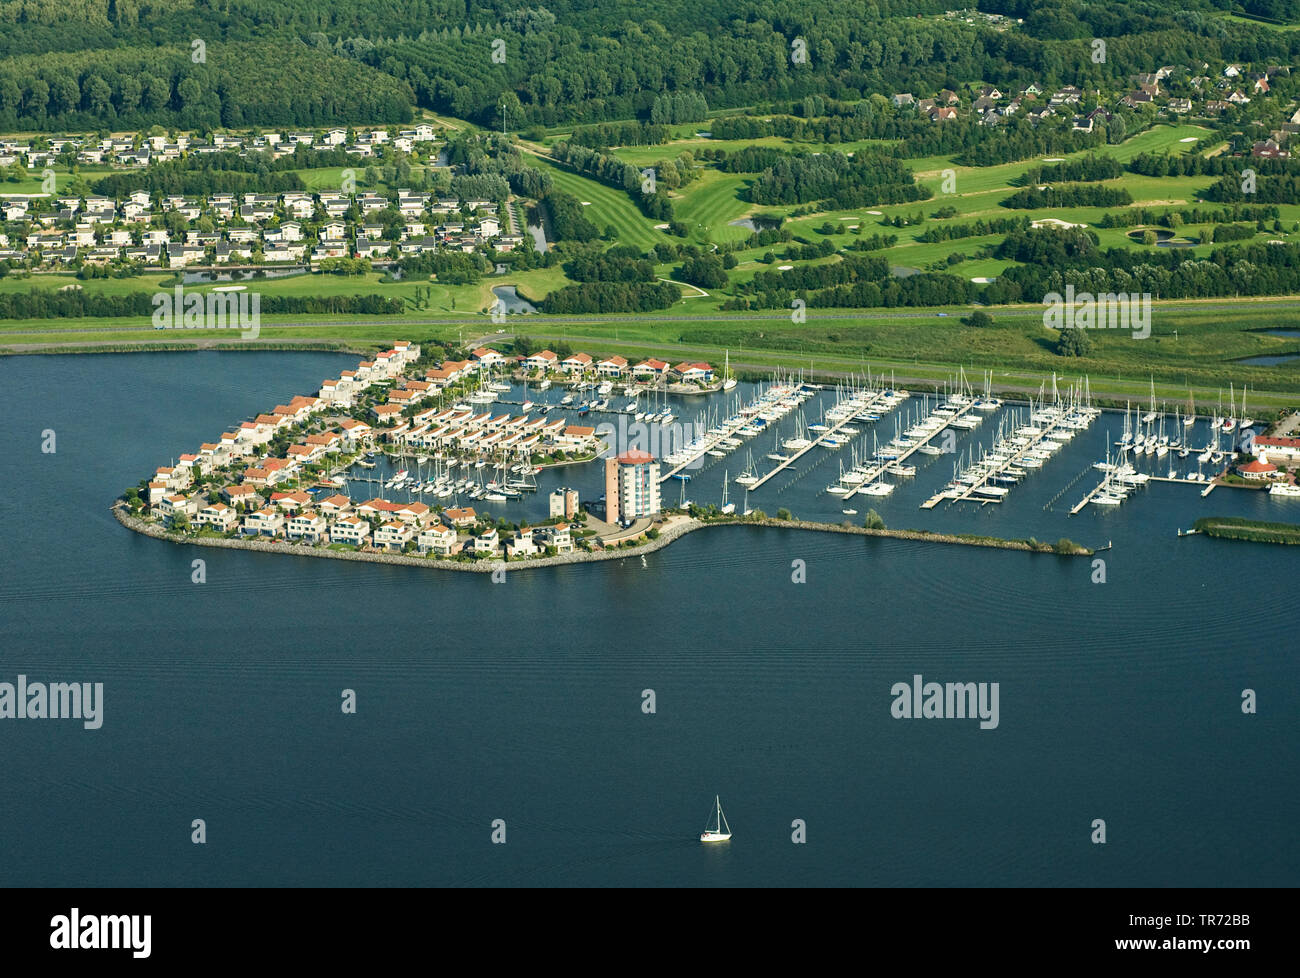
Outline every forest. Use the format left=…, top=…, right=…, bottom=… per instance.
left=2, top=1, right=1300, bottom=131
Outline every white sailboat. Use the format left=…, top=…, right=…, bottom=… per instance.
left=700, top=795, right=732, bottom=843
left=735, top=449, right=760, bottom=486
left=720, top=473, right=735, bottom=514
left=722, top=350, right=738, bottom=391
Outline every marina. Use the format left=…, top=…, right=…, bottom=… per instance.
left=7, top=350, right=1297, bottom=889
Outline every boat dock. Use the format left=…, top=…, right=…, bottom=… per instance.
left=950, top=416, right=1069, bottom=506
left=743, top=388, right=907, bottom=491
left=1069, top=475, right=1115, bottom=515
left=656, top=384, right=815, bottom=483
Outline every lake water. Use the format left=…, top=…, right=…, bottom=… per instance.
left=1237, top=354, right=1299, bottom=366
left=491, top=285, right=538, bottom=314
left=0, top=352, right=1295, bottom=886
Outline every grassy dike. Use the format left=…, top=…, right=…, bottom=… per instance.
left=113, top=502, right=1094, bottom=573
left=1191, top=515, right=1300, bottom=545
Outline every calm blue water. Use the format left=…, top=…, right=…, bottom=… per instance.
left=1, top=352, right=1296, bottom=887
left=1238, top=353, right=1300, bottom=366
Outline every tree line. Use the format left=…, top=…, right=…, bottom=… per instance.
left=0, top=287, right=404, bottom=319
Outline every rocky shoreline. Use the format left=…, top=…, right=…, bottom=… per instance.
left=113, top=503, right=1092, bottom=573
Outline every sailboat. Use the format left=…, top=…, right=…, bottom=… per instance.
left=735, top=449, right=760, bottom=486
left=720, top=472, right=735, bottom=514
left=700, top=795, right=732, bottom=843
left=1222, top=383, right=1237, bottom=433
left=722, top=350, right=737, bottom=392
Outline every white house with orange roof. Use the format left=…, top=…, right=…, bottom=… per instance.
left=237, top=421, right=272, bottom=446
left=443, top=506, right=477, bottom=528
left=318, top=378, right=354, bottom=407
left=373, top=520, right=414, bottom=551
left=318, top=494, right=353, bottom=518
left=153, top=465, right=190, bottom=490
left=198, top=442, right=231, bottom=469
left=597, top=355, right=628, bottom=377
left=424, top=364, right=459, bottom=387
left=506, top=526, right=539, bottom=557
left=394, top=501, right=431, bottom=525
left=391, top=340, right=420, bottom=364
left=195, top=502, right=237, bottom=532
left=221, top=484, right=261, bottom=509
left=243, top=507, right=285, bottom=538
left=1255, top=436, right=1300, bottom=464
left=472, top=527, right=500, bottom=553
left=286, top=443, right=321, bottom=465
left=417, top=524, right=459, bottom=556
left=560, top=352, right=593, bottom=374
left=672, top=361, right=713, bottom=383
left=444, top=358, right=474, bottom=377
left=524, top=350, right=558, bottom=372
left=157, top=493, right=198, bottom=524
left=632, top=357, right=670, bottom=380
left=472, top=347, right=506, bottom=369
left=338, top=419, right=372, bottom=449
left=306, top=432, right=343, bottom=454
left=286, top=511, right=328, bottom=543
left=177, top=453, right=205, bottom=477
left=357, top=498, right=402, bottom=521
left=556, top=425, right=597, bottom=452
left=544, top=523, right=574, bottom=553
left=220, top=432, right=252, bottom=457
left=241, top=459, right=292, bottom=488
left=371, top=403, right=405, bottom=424
left=330, top=515, right=371, bottom=547
left=269, top=490, right=312, bottom=513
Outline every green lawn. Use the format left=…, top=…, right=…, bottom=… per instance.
left=524, top=152, right=667, bottom=250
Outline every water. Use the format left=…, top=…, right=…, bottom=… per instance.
left=1237, top=353, right=1299, bottom=366
left=1, top=353, right=1296, bottom=886
left=728, top=217, right=781, bottom=233
left=491, top=285, right=538, bottom=314
left=182, top=267, right=305, bottom=284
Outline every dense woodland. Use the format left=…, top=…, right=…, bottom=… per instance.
left=3, top=1, right=1300, bottom=132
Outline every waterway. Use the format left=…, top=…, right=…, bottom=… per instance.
left=0, top=352, right=1295, bottom=886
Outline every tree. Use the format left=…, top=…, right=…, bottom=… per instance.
left=1056, top=327, right=1093, bottom=357
left=962, top=310, right=994, bottom=327
left=863, top=509, right=885, bottom=530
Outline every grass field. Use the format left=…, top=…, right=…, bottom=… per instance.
left=524, top=152, right=668, bottom=250
left=0, top=264, right=572, bottom=317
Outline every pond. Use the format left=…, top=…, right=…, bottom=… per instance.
left=491, top=285, right=538, bottom=314
left=1237, top=353, right=1300, bottom=366
left=1127, top=228, right=1175, bottom=242
left=728, top=216, right=782, bottom=233
left=182, top=267, right=305, bottom=284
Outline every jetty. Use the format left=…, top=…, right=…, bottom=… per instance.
left=746, top=386, right=908, bottom=491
